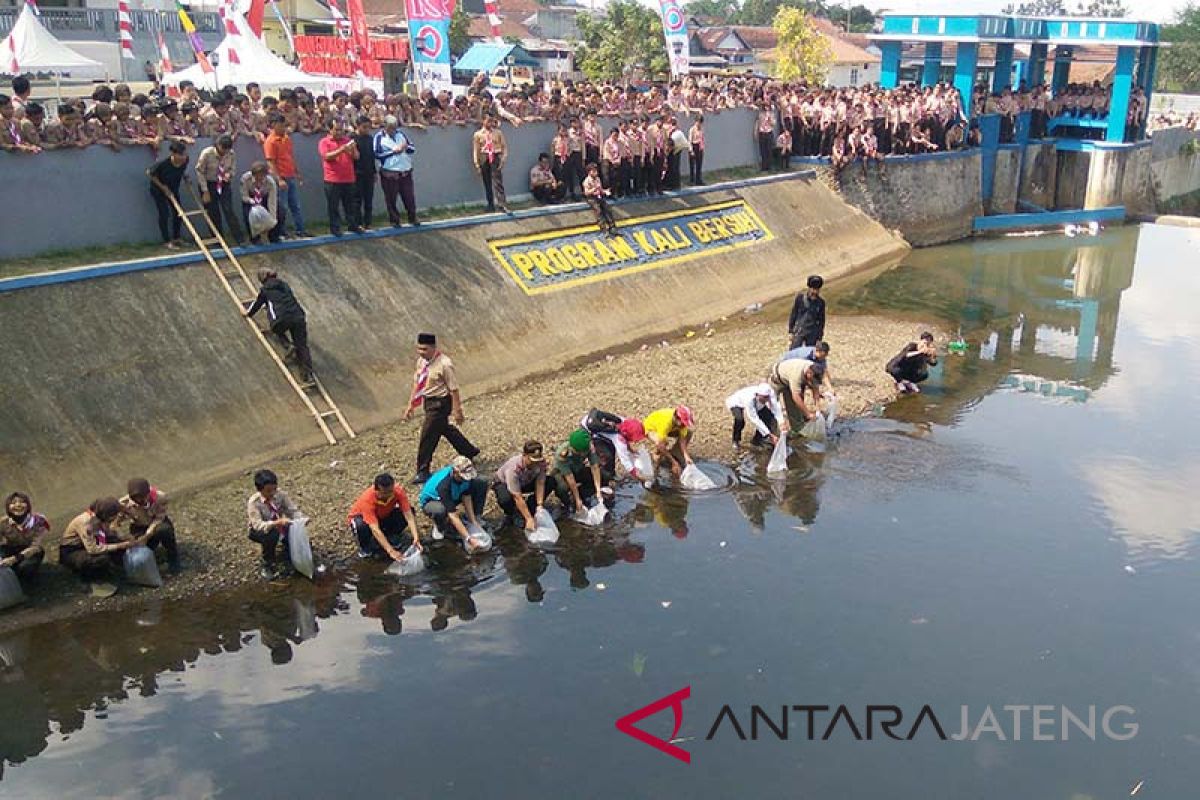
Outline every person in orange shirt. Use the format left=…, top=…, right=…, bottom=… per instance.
left=262, top=114, right=309, bottom=238
left=348, top=473, right=422, bottom=562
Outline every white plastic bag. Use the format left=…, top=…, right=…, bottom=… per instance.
left=465, top=520, right=493, bottom=553
left=633, top=448, right=654, bottom=480
left=576, top=499, right=608, bottom=526
left=824, top=395, right=839, bottom=429
left=386, top=544, right=426, bottom=577
left=800, top=414, right=828, bottom=441
left=288, top=517, right=315, bottom=580
left=248, top=204, right=276, bottom=237
left=123, top=545, right=164, bottom=588
left=528, top=507, right=560, bottom=544
left=680, top=463, right=718, bottom=491
left=766, top=436, right=790, bottom=474
left=0, top=567, right=27, bottom=610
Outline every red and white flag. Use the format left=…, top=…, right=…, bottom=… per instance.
left=157, top=30, right=180, bottom=95
left=118, top=0, right=135, bottom=60
left=484, top=0, right=501, bottom=41
left=218, top=0, right=240, bottom=65
left=25, top=0, right=40, bottom=16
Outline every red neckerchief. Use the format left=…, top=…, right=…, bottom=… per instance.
left=409, top=351, right=440, bottom=410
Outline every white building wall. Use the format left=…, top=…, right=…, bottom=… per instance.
left=826, top=61, right=877, bottom=88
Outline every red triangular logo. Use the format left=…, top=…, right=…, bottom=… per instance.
left=615, top=686, right=692, bottom=764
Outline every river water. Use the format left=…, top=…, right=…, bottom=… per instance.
left=1, top=223, right=1197, bottom=798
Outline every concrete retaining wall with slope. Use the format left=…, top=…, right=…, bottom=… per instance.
left=0, top=175, right=907, bottom=521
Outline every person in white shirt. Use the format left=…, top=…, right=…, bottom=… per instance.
left=726, top=383, right=787, bottom=447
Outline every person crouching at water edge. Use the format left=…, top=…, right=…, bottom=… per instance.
left=780, top=340, right=836, bottom=400
left=887, top=331, right=938, bottom=394
left=247, top=469, right=302, bottom=579
left=348, top=472, right=422, bottom=562
left=769, top=356, right=827, bottom=425
left=578, top=409, right=650, bottom=485
left=405, top=332, right=480, bottom=485
left=643, top=405, right=696, bottom=479
left=583, top=162, right=617, bottom=235
left=493, top=441, right=557, bottom=533
left=727, top=383, right=787, bottom=448
left=119, top=478, right=181, bottom=575
left=552, top=429, right=605, bottom=513
left=59, top=498, right=143, bottom=588
left=0, top=492, right=50, bottom=589
left=419, top=456, right=488, bottom=545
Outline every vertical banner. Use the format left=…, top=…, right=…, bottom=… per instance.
left=346, top=0, right=370, bottom=69
left=404, top=0, right=453, bottom=92
left=658, top=0, right=689, bottom=77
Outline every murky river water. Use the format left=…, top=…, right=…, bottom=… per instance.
left=2, top=223, right=1198, bottom=798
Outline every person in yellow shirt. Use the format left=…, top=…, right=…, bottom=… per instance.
left=643, top=405, right=695, bottom=478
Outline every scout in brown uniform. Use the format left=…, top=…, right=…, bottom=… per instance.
left=59, top=498, right=140, bottom=582
left=119, top=478, right=181, bottom=574
left=404, top=332, right=480, bottom=485
left=0, top=492, right=49, bottom=585
left=472, top=115, right=510, bottom=214
left=0, top=93, right=40, bottom=153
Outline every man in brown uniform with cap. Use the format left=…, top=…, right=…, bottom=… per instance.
left=404, top=332, right=481, bottom=484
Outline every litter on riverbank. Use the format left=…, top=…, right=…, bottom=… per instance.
left=0, top=309, right=940, bottom=633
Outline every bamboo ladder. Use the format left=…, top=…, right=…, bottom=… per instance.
left=167, top=186, right=356, bottom=445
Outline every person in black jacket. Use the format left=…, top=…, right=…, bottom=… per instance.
left=886, top=332, right=938, bottom=393
left=787, top=274, right=826, bottom=350
left=244, top=269, right=314, bottom=383
left=352, top=116, right=377, bottom=230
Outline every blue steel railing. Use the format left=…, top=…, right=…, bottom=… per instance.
left=878, top=14, right=1158, bottom=44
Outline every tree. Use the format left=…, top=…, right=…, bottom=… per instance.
left=576, top=0, right=669, bottom=81
left=1001, top=0, right=1066, bottom=13
left=684, top=0, right=739, bottom=23
left=773, top=6, right=830, bottom=83
left=1158, top=3, right=1200, bottom=93
left=449, top=4, right=472, bottom=59
left=1074, top=0, right=1128, bottom=15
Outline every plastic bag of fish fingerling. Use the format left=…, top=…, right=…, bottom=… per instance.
left=824, top=395, right=839, bottom=429
left=123, top=545, right=164, bottom=588
left=576, top=500, right=609, bottom=527
left=248, top=204, right=276, bottom=237
left=465, top=521, right=493, bottom=553
left=0, top=567, right=27, bottom=610
left=528, top=508, right=560, bottom=545
left=288, top=517, right=316, bottom=580
left=387, top=544, right=426, bottom=577
left=633, top=447, right=654, bottom=480
left=680, top=463, right=718, bottom=491
left=766, top=436, right=790, bottom=474
left=800, top=414, right=828, bottom=442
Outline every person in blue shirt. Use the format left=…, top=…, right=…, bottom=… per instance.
left=418, top=455, right=488, bottom=543
left=373, top=115, right=419, bottom=227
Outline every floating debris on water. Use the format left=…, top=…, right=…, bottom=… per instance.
left=1130, top=779, right=1145, bottom=795
left=596, top=583, right=607, bottom=591
left=632, top=653, right=646, bottom=677
left=1124, top=565, right=1137, bottom=575
left=661, top=601, right=672, bottom=609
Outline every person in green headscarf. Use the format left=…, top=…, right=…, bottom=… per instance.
left=551, top=429, right=604, bottom=513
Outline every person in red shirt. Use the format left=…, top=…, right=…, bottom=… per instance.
left=317, top=118, right=362, bottom=236
left=348, top=473, right=421, bottom=562
left=263, top=114, right=309, bottom=238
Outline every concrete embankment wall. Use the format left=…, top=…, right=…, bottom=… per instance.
left=1148, top=127, right=1200, bottom=212
left=0, top=109, right=759, bottom=261
left=0, top=175, right=907, bottom=522
left=820, top=149, right=983, bottom=247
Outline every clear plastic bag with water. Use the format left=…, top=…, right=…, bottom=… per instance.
left=123, top=545, right=164, bottom=588
left=529, top=507, right=560, bottom=544
left=288, top=517, right=315, bottom=579
left=248, top=204, right=276, bottom=237
left=824, top=395, right=839, bottom=429
left=465, top=520, right=493, bottom=553
left=680, top=463, right=718, bottom=491
left=766, top=436, right=790, bottom=474
left=386, top=544, right=426, bottom=577
left=0, top=567, right=27, bottom=610
left=576, top=499, right=609, bottom=526
left=800, top=414, right=828, bottom=441
left=633, top=447, right=653, bottom=480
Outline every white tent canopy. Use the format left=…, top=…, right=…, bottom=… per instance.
left=163, top=12, right=328, bottom=92
left=2, top=6, right=106, bottom=77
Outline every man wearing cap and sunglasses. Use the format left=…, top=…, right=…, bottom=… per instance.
left=419, top=456, right=488, bottom=545
left=405, top=332, right=481, bottom=485
left=643, top=405, right=696, bottom=478
left=492, top=440, right=557, bottom=532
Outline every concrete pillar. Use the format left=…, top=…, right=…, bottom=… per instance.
left=992, top=42, right=1014, bottom=92
left=922, top=42, right=942, bottom=87
left=955, top=42, right=978, bottom=120
left=1106, top=46, right=1136, bottom=143
left=1027, top=42, right=1047, bottom=86
left=880, top=40, right=902, bottom=89
left=1051, top=46, right=1072, bottom=94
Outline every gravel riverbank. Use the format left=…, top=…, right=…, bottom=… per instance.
left=0, top=308, right=940, bottom=633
